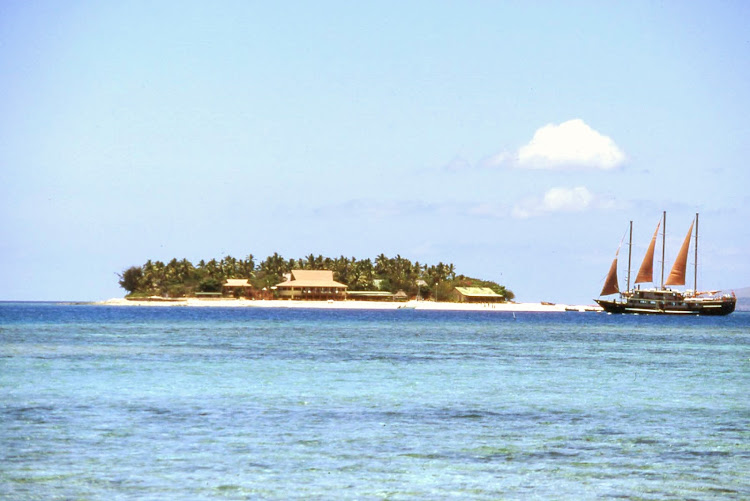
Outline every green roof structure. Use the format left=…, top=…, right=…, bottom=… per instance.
left=453, top=287, right=504, bottom=303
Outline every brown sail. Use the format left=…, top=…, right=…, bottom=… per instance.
left=665, top=220, right=694, bottom=286
left=600, top=251, right=620, bottom=296
left=635, top=221, right=660, bottom=284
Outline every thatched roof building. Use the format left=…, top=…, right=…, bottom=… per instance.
left=222, top=278, right=253, bottom=297
left=275, top=270, right=347, bottom=300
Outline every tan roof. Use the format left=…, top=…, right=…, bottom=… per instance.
left=275, top=269, right=347, bottom=289
left=454, top=287, right=503, bottom=297
left=224, top=279, right=251, bottom=287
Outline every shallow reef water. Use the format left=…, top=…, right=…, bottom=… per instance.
left=1, top=303, right=749, bottom=499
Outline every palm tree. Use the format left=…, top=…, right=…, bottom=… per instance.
left=238, top=255, right=255, bottom=278
left=149, top=261, right=166, bottom=294
left=332, top=255, right=352, bottom=285
left=220, top=255, right=239, bottom=278
left=305, top=253, right=316, bottom=270
left=375, top=253, right=390, bottom=277
left=447, top=263, right=456, bottom=280
left=258, top=252, right=286, bottom=283
left=178, top=258, right=194, bottom=282
left=141, top=260, right=155, bottom=291
left=350, top=258, right=374, bottom=290
left=204, top=259, right=220, bottom=279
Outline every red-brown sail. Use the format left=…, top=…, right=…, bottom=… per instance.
left=635, top=221, right=660, bottom=284
left=600, top=251, right=620, bottom=296
left=665, top=220, right=694, bottom=286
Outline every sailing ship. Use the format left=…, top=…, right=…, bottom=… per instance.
left=595, top=212, right=736, bottom=315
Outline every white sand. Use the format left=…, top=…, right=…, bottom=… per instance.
left=98, top=297, right=602, bottom=312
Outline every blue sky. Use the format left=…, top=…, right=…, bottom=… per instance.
left=2, top=1, right=749, bottom=303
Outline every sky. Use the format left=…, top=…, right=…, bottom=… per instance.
left=1, top=1, right=749, bottom=304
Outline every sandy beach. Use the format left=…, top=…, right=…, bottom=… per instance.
left=98, top=297, right=601, bottom=312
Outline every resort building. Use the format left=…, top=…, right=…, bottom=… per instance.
left=223, top=278, right=253, bottom=298
left=275, top=270, right=347, bottom=300
left=452, top=286, right=504, bottom=303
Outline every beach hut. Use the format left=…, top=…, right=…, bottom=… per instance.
left=452, top=287, right=504, bottom=303
left=222, top=279, right=253, bottom=298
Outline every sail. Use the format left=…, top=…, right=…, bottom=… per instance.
left=635, top=221, right=660, bottom=284
left=600, top=253, right=620, bottom=296
left=665, top=220, right=694, bottom=286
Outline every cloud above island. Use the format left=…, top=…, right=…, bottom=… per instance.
left=479, top=119, right=626, bottom=170
left=512, top=186, right=615, bottom=218
left=517, top=119, right=625, bottom=170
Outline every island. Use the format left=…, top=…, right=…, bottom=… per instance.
left=117, top=253, right=514, bottom=304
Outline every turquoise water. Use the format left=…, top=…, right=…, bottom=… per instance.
left=1, top=303, right=748, bottom=499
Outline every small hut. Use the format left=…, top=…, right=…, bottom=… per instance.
left=223, top=279, right=253, bottom=298
left=452, top=287, right=504, bottom=303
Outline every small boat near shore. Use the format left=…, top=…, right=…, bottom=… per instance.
left=595, top=212, right=736, bottom=316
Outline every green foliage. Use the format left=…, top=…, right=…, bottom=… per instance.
left=453, top=275, right=515, bottom=302
left=117, top=253, right=513, bottom=301
left=198, top=277, right=223, bottom=293
left=166, top=283, right=189, bottom=298
left=118, top=266, right=143, bottom=293
left=433, top=280, right=454, bottom=302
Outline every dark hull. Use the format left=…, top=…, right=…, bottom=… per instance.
left=595, top=297, right=736, bottom=316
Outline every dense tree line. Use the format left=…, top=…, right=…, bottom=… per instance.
left=118, top=253, right=514, bottom=301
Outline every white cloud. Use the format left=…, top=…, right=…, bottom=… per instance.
left=516, top=119, right=625, bottom=170
left=512, top=186, right=604, bottom=218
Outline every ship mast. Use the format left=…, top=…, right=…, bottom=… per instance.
left=694, top=213, right=699, bottom=292
left=626, top=220, right=633, bottom=292
left=661, top=211, right=666, bottom=289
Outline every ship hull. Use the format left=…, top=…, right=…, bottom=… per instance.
left=595, top=294, right=736, bottom=316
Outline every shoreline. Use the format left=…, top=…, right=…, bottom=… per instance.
left=97, top=297, right=602, bottom=312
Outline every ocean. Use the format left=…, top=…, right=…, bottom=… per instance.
left=1, top=303, right=748, bottom=499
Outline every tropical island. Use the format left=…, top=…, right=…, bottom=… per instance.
left=118, top=253, right=515, bottom=304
